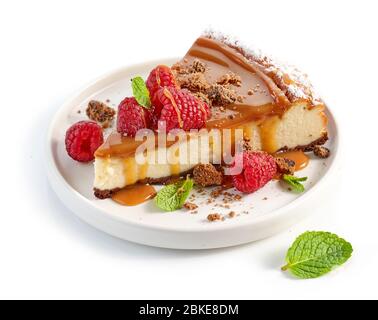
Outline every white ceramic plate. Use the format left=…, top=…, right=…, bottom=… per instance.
left=46, top=58, right=340, bottom=249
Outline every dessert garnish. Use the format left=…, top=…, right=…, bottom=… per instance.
left=282, top=175, right=308, bottom=193
left=275, top=157, right=296, bottom=175
left=65, top=121, right=103, bottom=162
left=153, top=87, right=211, bottom=132
left=131, top=76, right=152, bottom=108
left=146, top=65, right=178, bottom=108
left=230, top=151, right=277, bottom=194
left=117, top=97, right=152, bottom=137
left=86, top=100, right=116, bottom=128
left=183, top=202, right=198, bottom=211
left=313, top=145, right=331, bottom=159
left=207, top=213, right=223, bottom=222
left=112, top=184, right=156, bottom=206
left=282, top=231, right=353, bottom=279
left=155, top=176, right=194, bottom=212
left=193, top=164, right=223, bottom=187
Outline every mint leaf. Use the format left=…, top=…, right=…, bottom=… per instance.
left=282, top=174, right=307, bottom=193
left=282, top=231, right=353, bottom=279
left=155, top=177, right=194, bottom=212
left=131, top=76, right=151, bottom=109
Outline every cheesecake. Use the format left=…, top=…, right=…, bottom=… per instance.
left=93, top=31, right=328, bottom=199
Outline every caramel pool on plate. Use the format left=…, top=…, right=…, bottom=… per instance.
left=112, top=184, right=157, bottom=206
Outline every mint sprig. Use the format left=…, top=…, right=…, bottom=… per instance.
left=282, top=231, right=353, bottom=279
left=131, top=76, right=151, bottom=109
left=155, top=177, right=194, bottom=212
left=282, top=174, right=307, bottom=193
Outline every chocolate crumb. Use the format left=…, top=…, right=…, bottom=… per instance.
left=210, top=188, right=223, bottom=199
left=248, top=89, right=254, bottom=96
left=191, top=59, right=206, bottom=73
left=275, top=157, right=295, bottom=175
left=313, top=145, right=330, bottom=159
left=77, top=110, right=81, bottom=114
left=183, top=202, right=198, bottom=211
left=263, top=197, right=268, bottom=201
left=207, top=213, right=222, bottom=222
left=193, top=92, right=211, bottom=106
left=236, top=95, right=244, bottom=103
left=228, top=211, right=236, bottom=218
left=86, top=100, right=116, bottom=128
left=178, top=72, right=210, bottom=93
left=233, top=194, right=242, bottom=201
left=207, top=84, right=237, bottom=106
left=217, top=73, right=242, bottom=87
left=238, top=138, right=253, bottom=152
left=193, top=164, right=223, bottom=187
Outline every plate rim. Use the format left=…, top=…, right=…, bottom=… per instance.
left=45, top=58, right=341, bottom=236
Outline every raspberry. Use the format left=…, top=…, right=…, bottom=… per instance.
left=65, top=121, right=103, bottom=162
left=117, top=97, right=152, bottom=136
left=155, top=87, right=211, bottom=132
left=146, top=65, right=177, bottom=112
left=231, top=151, right=277, bottom=193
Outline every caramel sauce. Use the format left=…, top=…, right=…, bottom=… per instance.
left=274, top=150, right=310, bottom=171
left=112, top=184, right=157, bottom=206
left=95, top=37, right=292, bottom=159
left=221, top=175, right=234, bottom=190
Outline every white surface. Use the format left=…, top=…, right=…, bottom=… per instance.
left=47, top=58, right=339, bottom=249
left=1, top=0, right=377, bottom=299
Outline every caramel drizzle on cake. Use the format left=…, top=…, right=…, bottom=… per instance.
left=202, top=29, right=324, bottom=107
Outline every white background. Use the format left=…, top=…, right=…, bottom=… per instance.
left=1, top=0, right=377, bottom=300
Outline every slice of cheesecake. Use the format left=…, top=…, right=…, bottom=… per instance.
left=93, top=31, right=328, bottom=199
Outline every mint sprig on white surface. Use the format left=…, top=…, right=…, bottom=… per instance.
left=282, top=175, right=307, bottom=193
left=282, top=231, right=353, bottom=279
left=131, top=76, right=151, bottom=108
left=155, top=177, right=194, bottom=212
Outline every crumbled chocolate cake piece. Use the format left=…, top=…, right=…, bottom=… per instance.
left=172, top=59, right=206, bottom=76
left=248, top=89, right=254, bottom=95
left=207, top=213, right=222, bottom=222
left=275, top=157, right=295, bottom=175
left=228, top=211, right=236, bottom=218
left=192, top=92, right=212, bottom=106
left=191, top=59, right=206, bottom=73
left=193, top=164, right=223, bottom=187
left=183, top=202, right=198, bottom=211
left=236, top=95, right=245, bottom=103
left=207, top=84, right=237, bottom=106
left=233, top=194, right=242, bottom=201
left=178, top=72, right=210, bottom=93
left=237, top=138, right=253, bottom=152
left=217, top=73, right=242, bottom=87
left=210, top=188, right=223, bottom=199
left=86, top=100, right=116, bottom=128
left=313, top=145, right=330, bottom=159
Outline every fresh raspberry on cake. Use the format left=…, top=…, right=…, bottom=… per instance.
left=65, top=121, right=104, bottom=162
left=230, top=151, right=277, bottom=193
left=117, top=97, right=152, bottom=137
left=155, top=87, right=210, bottom=132
left=146, top=65, right=177, bottom=111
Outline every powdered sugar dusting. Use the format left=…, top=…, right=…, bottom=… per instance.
left=202, top=29, right=323, bottom=107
